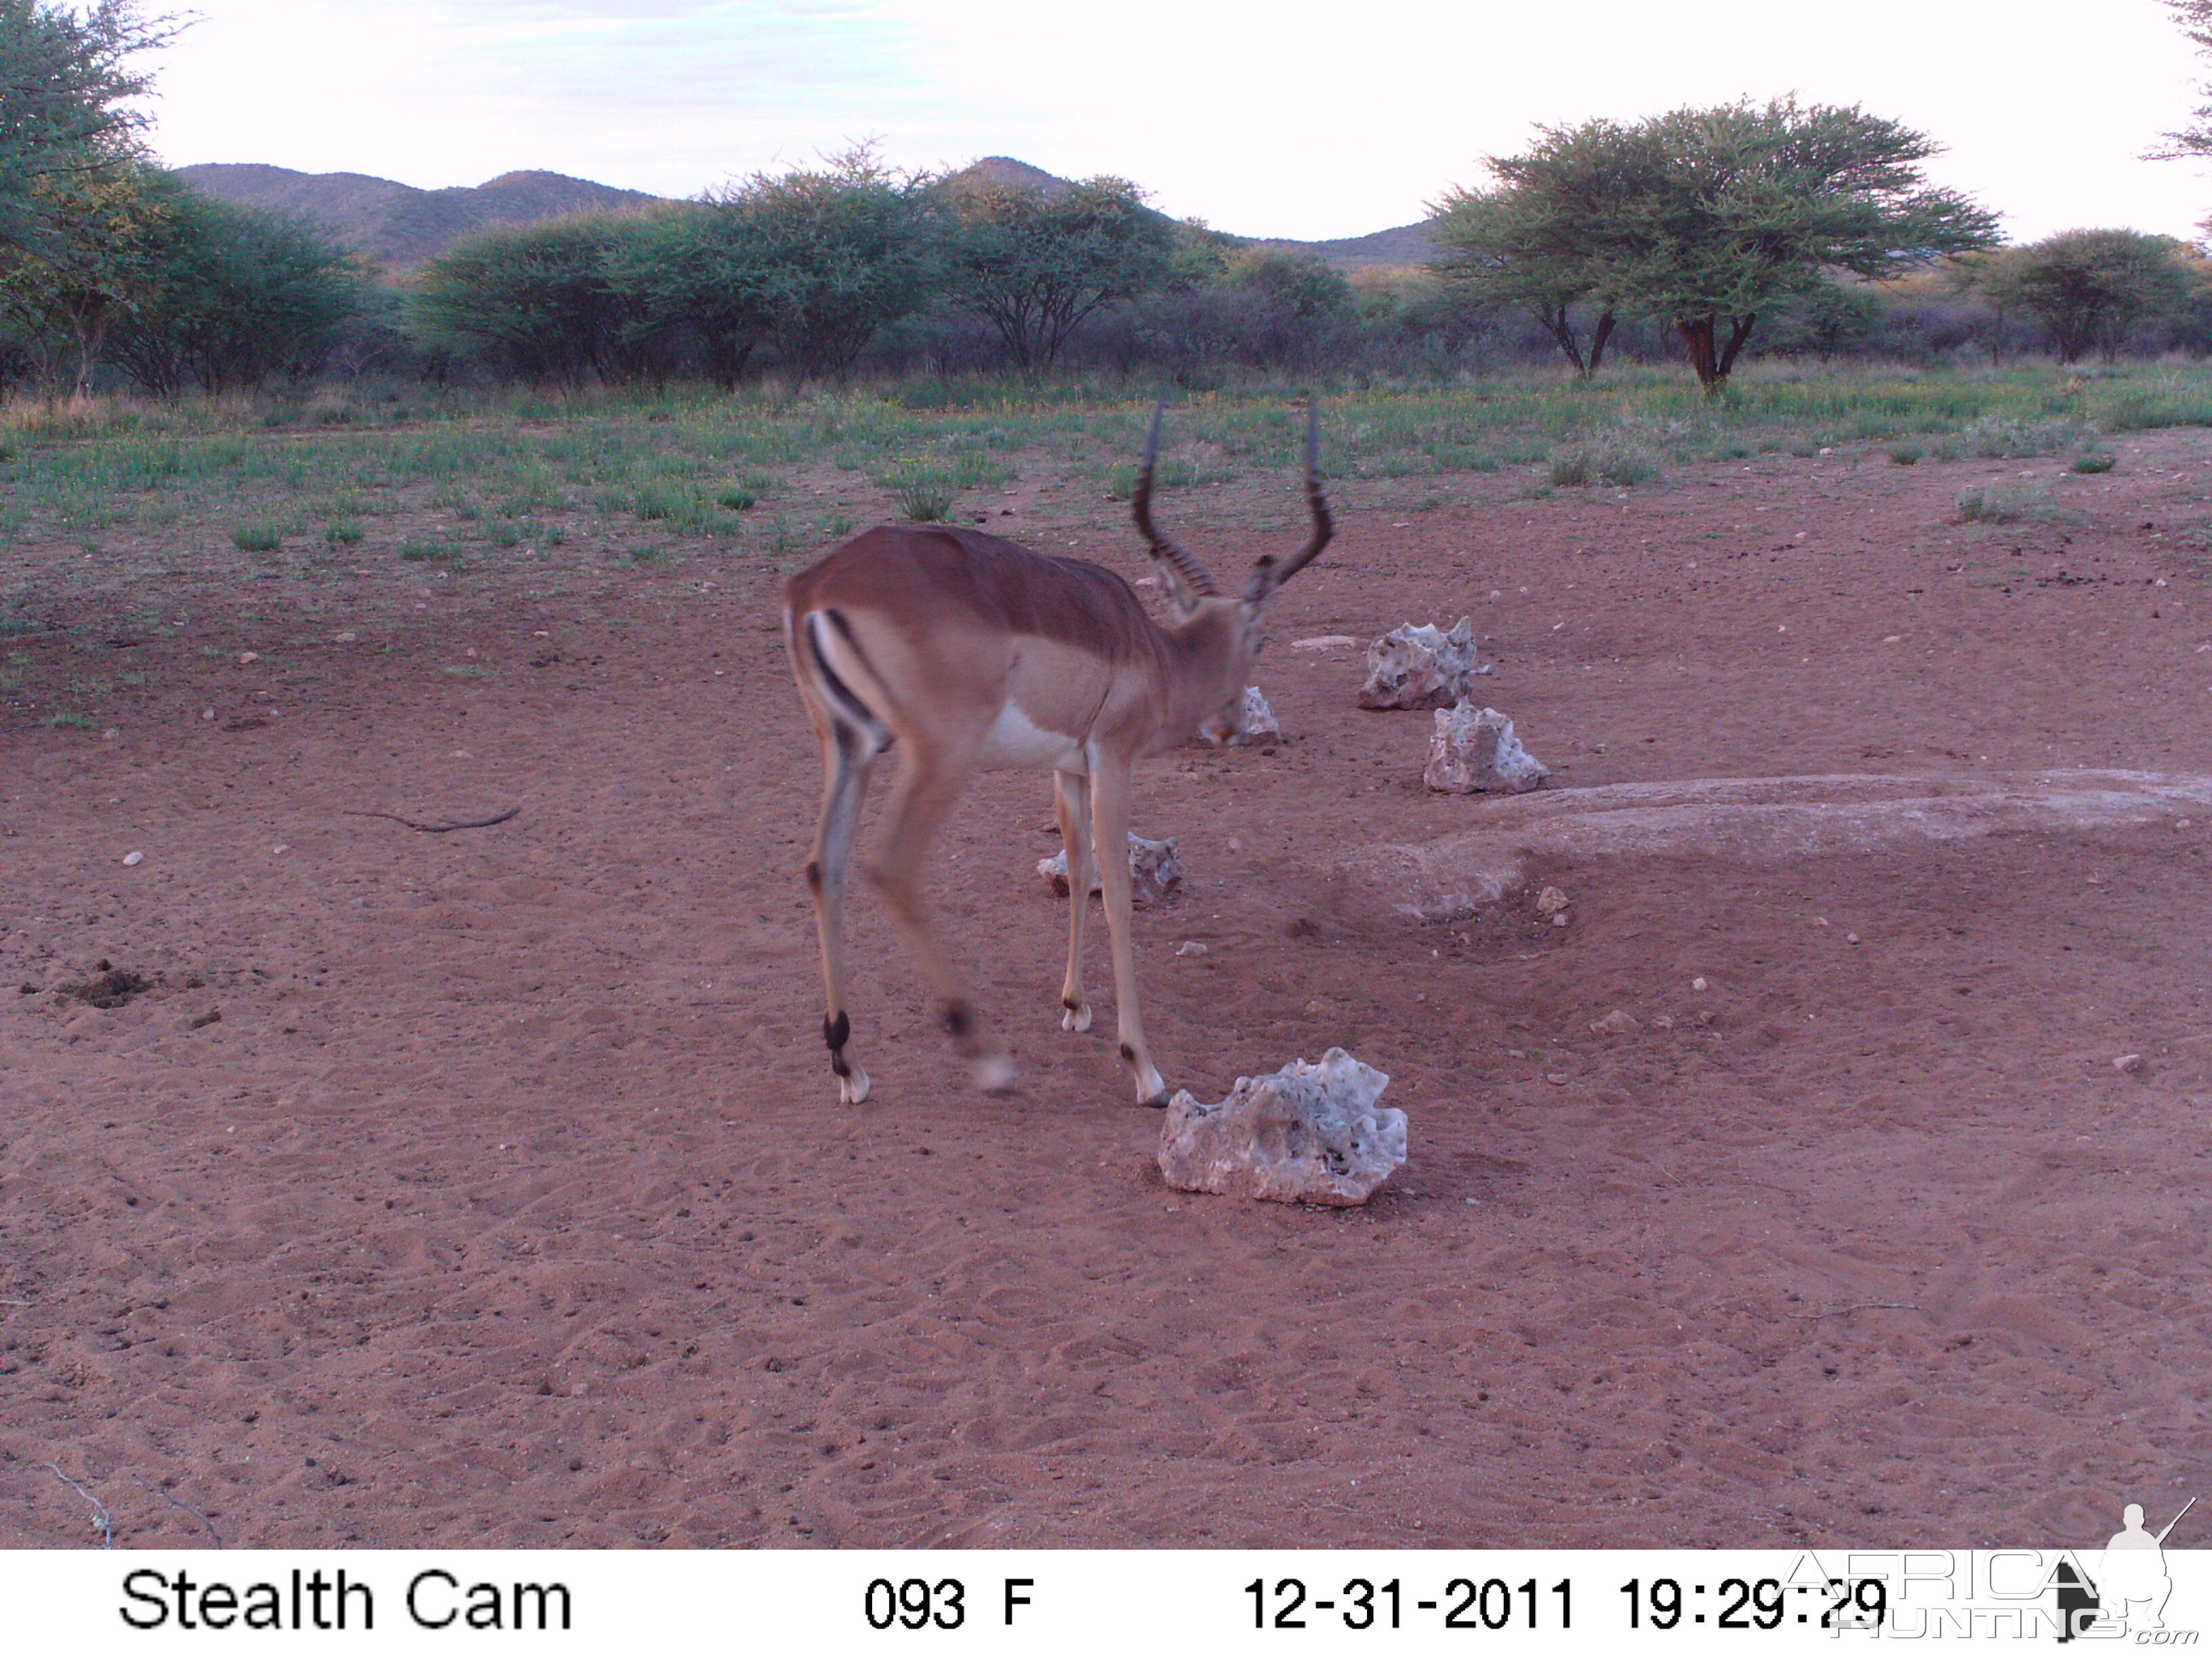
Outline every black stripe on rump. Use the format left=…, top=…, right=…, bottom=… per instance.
left=803, top=609, right=892, bottom=745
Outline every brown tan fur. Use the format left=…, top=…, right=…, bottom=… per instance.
left=783, top=406, right=1330, bottom=1107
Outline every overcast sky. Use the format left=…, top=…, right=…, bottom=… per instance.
left=146, top=0, right=2208, bottom=245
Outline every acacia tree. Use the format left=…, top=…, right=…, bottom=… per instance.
left=1445, top=100, right=1999, bottom=393
left=605, top=199, right=779, bottom=389
left=0, top=0, right=173, bottom=256
left=2153, top=0, right=2212, bottom=161
left=413, top=214, right=665, bottom=387
left=0, top=0, right=178, bottom=392
left=738, top=147, right=938, bottom=379
left=103, top=177, right=366, bottom=394
left=408, top=152, right=935, bottom=389
left=1217, top=248, right=1354, bottom=365
left=0, top=158, right=174, bottom=394
left=940, top=176, right=1172, bottom=372
left=1959, top=230, right=2192, bottom=363
left=1428, top=123, right=1634, bottom=378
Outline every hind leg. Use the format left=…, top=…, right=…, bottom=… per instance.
left=867, top=744, right=1015, bottom=1093
left=806, top=718, right=881, bottom=1103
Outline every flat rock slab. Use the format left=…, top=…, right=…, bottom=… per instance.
left=1343, top=769, right=2212, bottom=918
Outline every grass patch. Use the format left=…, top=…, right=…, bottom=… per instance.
left=882, top=463, right=958, bottom=522
left=0, top=362, right=2205, bottom=587
left=1956, top=480, right=2056, bottom=524
left=1957, top=414, right=2091, bottom=459
left=632, top=480, right=724, bottom=536
left=1549, top=432, right=1662, bottom=488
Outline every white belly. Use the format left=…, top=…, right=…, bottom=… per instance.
left=979, top=700, right=1087, bottom=771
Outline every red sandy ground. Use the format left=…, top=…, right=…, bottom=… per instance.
left=2, top=430, right=2208, bottom=1550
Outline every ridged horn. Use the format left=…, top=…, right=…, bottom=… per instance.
left=1244, top=398, right=1333, bottom=605
left=1130, top=401, right=1221, bottom=600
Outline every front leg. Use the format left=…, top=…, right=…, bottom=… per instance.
left=1086, top=750, right=1168, bottom=1106
left=1053, top=768, right=1094, bottom=1033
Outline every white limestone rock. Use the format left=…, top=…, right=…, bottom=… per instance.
left=1357, top=618, right=1489, bottom=710
left=1158, top=1048, right=1406, bottom=1207
left=1218, top=684, right=1279, bottom=746
left=1423, top=701, right=1549, bottom=794
left=1038, top=832, right=1184, bottom=907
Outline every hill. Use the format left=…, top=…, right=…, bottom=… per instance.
left=939, top=155, right=1075, bottom=200
left=171, top=165, right=664, bottom=268
left=1273, top=222, right=1438, bottom=270
left=173, top=157, right=1435, bottom=272
left=942, top=156, right=1433, bottom=270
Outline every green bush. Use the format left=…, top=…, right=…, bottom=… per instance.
left=1887, top=443, right=1922, bottom=465
left=2070, top=453, right=2116, bottom=474
left=104, top=180, right=371, bottom=396
left=2102, top=386, right=2212, bottom=430
left=1957, top=414, right=2085, bottom=458
left=1959, top=230, right=2193, bottom=363
left=413, top=216, right=670, bottom=388
left=1549, top=433, right=1660, bottom=487
left=632, top=481, right=718, bottom=535
left=231, top=523, right=282, bottom=552
left=1956, top=481, right=2053, bottom=523
left=882, top=462, right=958, bottom=521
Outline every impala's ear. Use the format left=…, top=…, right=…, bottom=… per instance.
left=1149, top=557, right=1204, bottom=620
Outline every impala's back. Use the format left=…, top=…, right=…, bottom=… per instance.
left=784, top=525, right=1203, bottom=764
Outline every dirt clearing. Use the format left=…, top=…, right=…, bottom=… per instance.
left=3, top=431, right=2207, bottom=1547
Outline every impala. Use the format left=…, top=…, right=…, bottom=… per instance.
left=783, top=403, right=1332, bottom=1106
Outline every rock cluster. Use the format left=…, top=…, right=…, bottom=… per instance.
left=1038, top=832, right=1184, bottom=907
left=1158, top=1048, right=1406, bottom=1206
left=1357, top=618, right=1488, bottom=710
left=1422, top=701, right=1549, bottom=794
